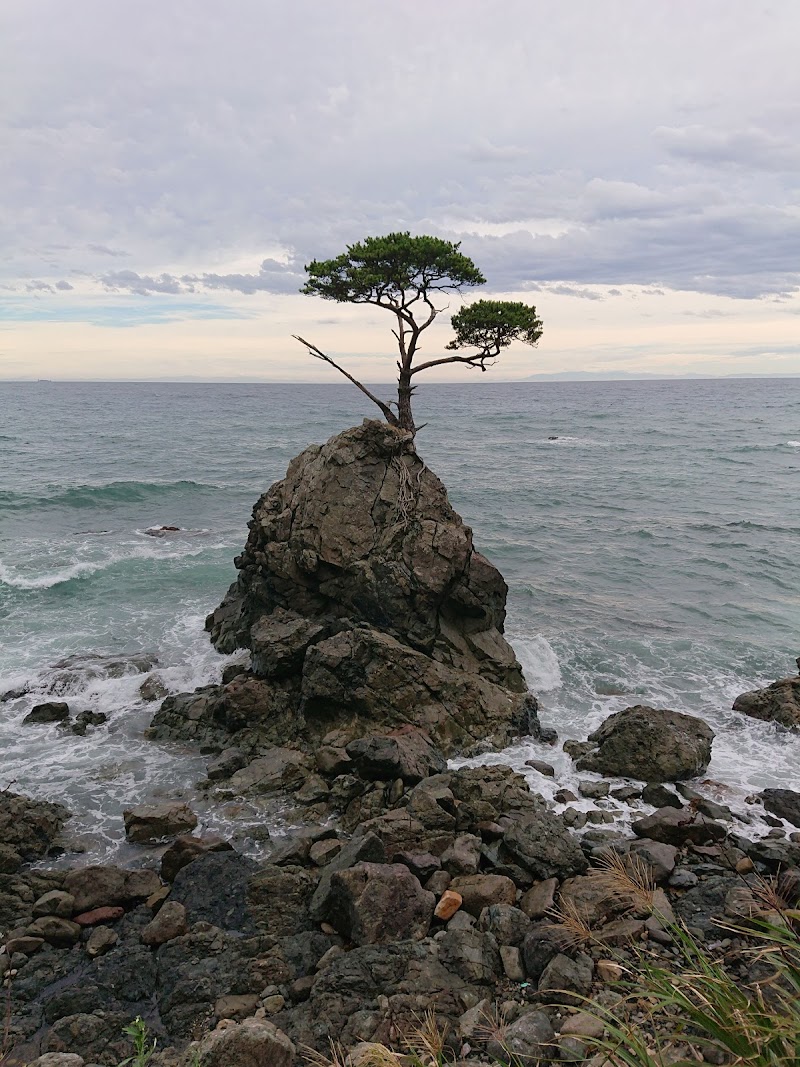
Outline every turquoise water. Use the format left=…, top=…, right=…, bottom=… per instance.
left=1, top=379, right=798, bottom=856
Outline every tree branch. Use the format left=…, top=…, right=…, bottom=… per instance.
left=410, top=349, right=499, bottom=375
left=293, top=336, right=400, bottom=425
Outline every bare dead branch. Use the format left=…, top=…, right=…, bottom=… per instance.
left=293, top=336, right=399, bottom=426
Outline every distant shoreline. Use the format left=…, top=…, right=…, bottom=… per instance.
left=2, top=374, right=799, bottom=386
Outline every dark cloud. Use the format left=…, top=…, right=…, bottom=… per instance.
left=102, top=270, right=187, bottom=296
left=55, top=279, right=74, bottom=290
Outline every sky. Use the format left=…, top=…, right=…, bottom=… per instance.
left=2, top=0, right=799, bottom=382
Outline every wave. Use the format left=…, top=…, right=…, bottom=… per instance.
left=0, top=480, right=224, bottom=511
left=789, top=440, right=800, bottom=448
left=513, top=634, right=563, bottom=692
left=0, top=543, right=215, bottom=590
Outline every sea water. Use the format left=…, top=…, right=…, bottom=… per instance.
left=1, top=379, right=798, bottom=860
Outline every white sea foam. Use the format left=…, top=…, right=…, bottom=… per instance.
left=788, top=440, right=800, bottom=448
left=515, top=635, right=563, bottom=691
left=0, top=540, right=221, bottom=590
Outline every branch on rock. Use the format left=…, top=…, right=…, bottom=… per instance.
left=293, top=335, right=399, bottom=426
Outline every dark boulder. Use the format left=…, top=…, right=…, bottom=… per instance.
left=574, top=705, right=714, bottom=782
left=0, top=790, right=70, bottom=870
left=761, top=788, right=800, bottom=827
left=170, top=851, right=258, bottom=932
left=23, top=701, right=71, bottom=725
left=632, top=806, right=727, bottom=846
left=733, top=673, right=800, bottom=729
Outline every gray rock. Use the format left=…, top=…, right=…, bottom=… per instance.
left=309, top=831, right=386, bottom=920
left=63, top=865, right=161, bottom=913
left=733, top=674, right=800, bottom=729
left=450, top=874, right=517, bottom=916
left=123, top=801, right=198, bottom=843
left=201, top=420, right=532, bottom=756
left=478, top=903, right=530, bottom=945
left=345, top=729, right=446, bottom=784
left=501, top=812, right=589, bottom=880
left=632, top=806, right=727, bottom=846
left=228, top=747, right=311, bottom=795
left=537, top=951, right=594, bottom=1004
left=437, top=927, right=501, bottom=983
left=160, top=834, right=234, bottom=882
left=575, top=705, right=714, bottom=782
left=641, top=783, right=682, bottom=808
left=32, top=890, right=75, bottom=919
left=519, top=877, right=558, bottom=919
left=206, top=747, right=248, bottom=780
left=28, top=1056, right=86, bottom=1067
left=486, top=1009, right=556, bottom=1064
left=628, top=839, right=678, bottom=883
left=189, top=1017, right=295, bottom=1067
left=0, top=790, right=70, bottom=867
left=141, top=900, right=188, bottom=945
left=27, top=916, right=81, bottom=947
left=321, top=862, right=435, bottom=945
left=170, top=851, right=258, bottom=932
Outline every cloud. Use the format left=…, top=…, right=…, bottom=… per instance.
left=102, top=270, right=187, bottom=296
left=656, top=125, right=800, bottom=171
left=3, top=0, right=799, bottom=337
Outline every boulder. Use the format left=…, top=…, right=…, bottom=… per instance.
left=538, top=951, right=594, bottom=1004
left=0, top=790, right=70, bottom=869
left=123, top=801, right=198, bottom=842
left=501, top=812, right=589, bottom=880
left=63, top=865, right=161, bottom=913
left=761, top=789, right=800, bottom=827
left=733, top=674, right=800, bottom=729
left=228, top=748, right=311, bottom=794
left=23, top=701, right=71, bottom=724
left=450, top=874, right=517, bottom=916
left=345, top=728, right=446, bottom=783
left=170, top=851, right=258, bottom=932
left=141, top=900, right=188, bottom=946
left=321, top=862, right=435, bottom=945
left=309, top=831, right=387, bottom=920
left=196, top=420, right=535, bottom=755
left=574, top=705, right=714, bottom=782
left=486, top=1009, right=556, bottom=1064
left=27, top=916, right=81, bottom=947
left=519, top=878, right=558, bottom=919
left=632, top=806, right=727, bottom=846
left=189, top=1017, right=295, bottom=1067
left=438, top=927, right=502, bottom=983
left=160, top=834, right=234, bottom=882
left=32, top=890, right=75, bottom=919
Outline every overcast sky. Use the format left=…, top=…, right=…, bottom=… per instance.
left=2, top=0, right=799, bottom=381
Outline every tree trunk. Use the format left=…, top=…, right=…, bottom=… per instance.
left=397, top=369, right=416, bottom=433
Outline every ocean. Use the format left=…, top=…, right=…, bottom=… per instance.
left=1, top=378, right=798, bottom=861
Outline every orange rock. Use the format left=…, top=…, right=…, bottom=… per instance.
left=434, top=889, right=463, bottom=920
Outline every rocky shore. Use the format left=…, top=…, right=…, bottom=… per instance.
left=3, top=422, right=800, bottom=1067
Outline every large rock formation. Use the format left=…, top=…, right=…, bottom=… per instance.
left=151, top=420, right=543, bottom=756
